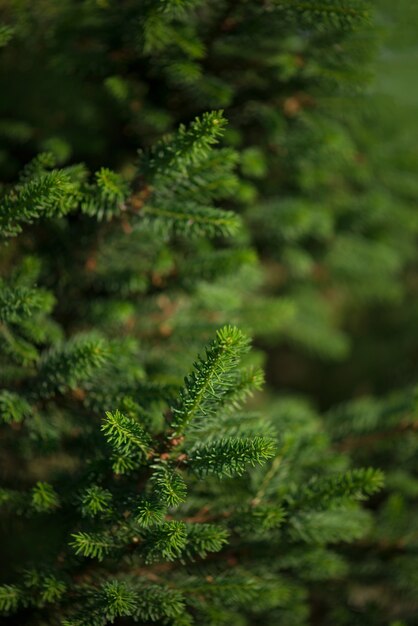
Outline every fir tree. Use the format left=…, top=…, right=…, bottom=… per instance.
left=0, top=1, right=417, bottom=625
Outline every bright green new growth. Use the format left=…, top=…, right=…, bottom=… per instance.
left=151, top=464, right=187, bottom=507
left=102, top=409, right=152, bottom=473
left=170, top=326, right=251, bottom=436
left=70, top=531, right=114, bottom=562
left=31, top=481, right=60, bottom=512
left=138, top=111, right=227, bottom=178
left=138, top=112, right=241, bottom=238
left=0, top=169, right=80, bottom=238
left=101, top=581, right=137, bottom=622
left=80, top=486, right=113, bottom=518
left=189, top=436, right=276, bottom=477
left=135, top=497, right=166, bottom=528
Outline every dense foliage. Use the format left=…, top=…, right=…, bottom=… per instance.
left=1, top=1, right=417, bottom=625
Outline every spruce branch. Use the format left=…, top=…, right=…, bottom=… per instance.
left=136, top=497, right=166, bottom=528
left=151, top=464, right=187, bottom=507
left=70, top=531, right=114, bottom=561
left=102, top=410, right=152, bottom=457
left=188, top=436, right=276, bottom=478
left=0, top=284, right=54, bottom=324
left=37, top=335, right=109, bottom=397
left=138, top=112, right=227, bottom=180
left=144, top=521, right=188, bottom=562
left=233, top=503, right=287, bottom=533
left=0, top=321, right=39, bottom=364
left=0, top=170, right=80, bottom=238
left=0, top=586, right=23, bottom=614
left=0, top=24, right=14, bottom=48
left=185, top=523, right=229, bottom=559
left=101, top=581, right=137, bottom=621
left=289, top=508, right=371, bottom=544
left=31, top=482, right=60, bottom=513
left=132, top=583, right=185, bottom=621
left=81, top=168, right=129, bottom=221
left=24, top=570, right=66, bottom=606
left=294, top=468, right=385, bottom=510
left=155, top=147, right=239, bottom=203
left=170, top=325, right=250, bottom=436
left=0, top=390, right=31, bottom=424
left=177, top=571, right=286, bottom=606
left=269, top=0, right=371, bottom=27
left=139, top=202, right=241, bottom=239
left=102, top=410, right=153, bottom=474
left=217, top=367, right=264, bottom=412
left=79, top=486, right=113, bottom=518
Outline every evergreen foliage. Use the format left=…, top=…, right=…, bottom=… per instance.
left=0, top=0, right=417, bottom=625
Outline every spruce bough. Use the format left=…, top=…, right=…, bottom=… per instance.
left=0, top=321, right=382, bottom=624
left=1, top=0, right=416, bottom=624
